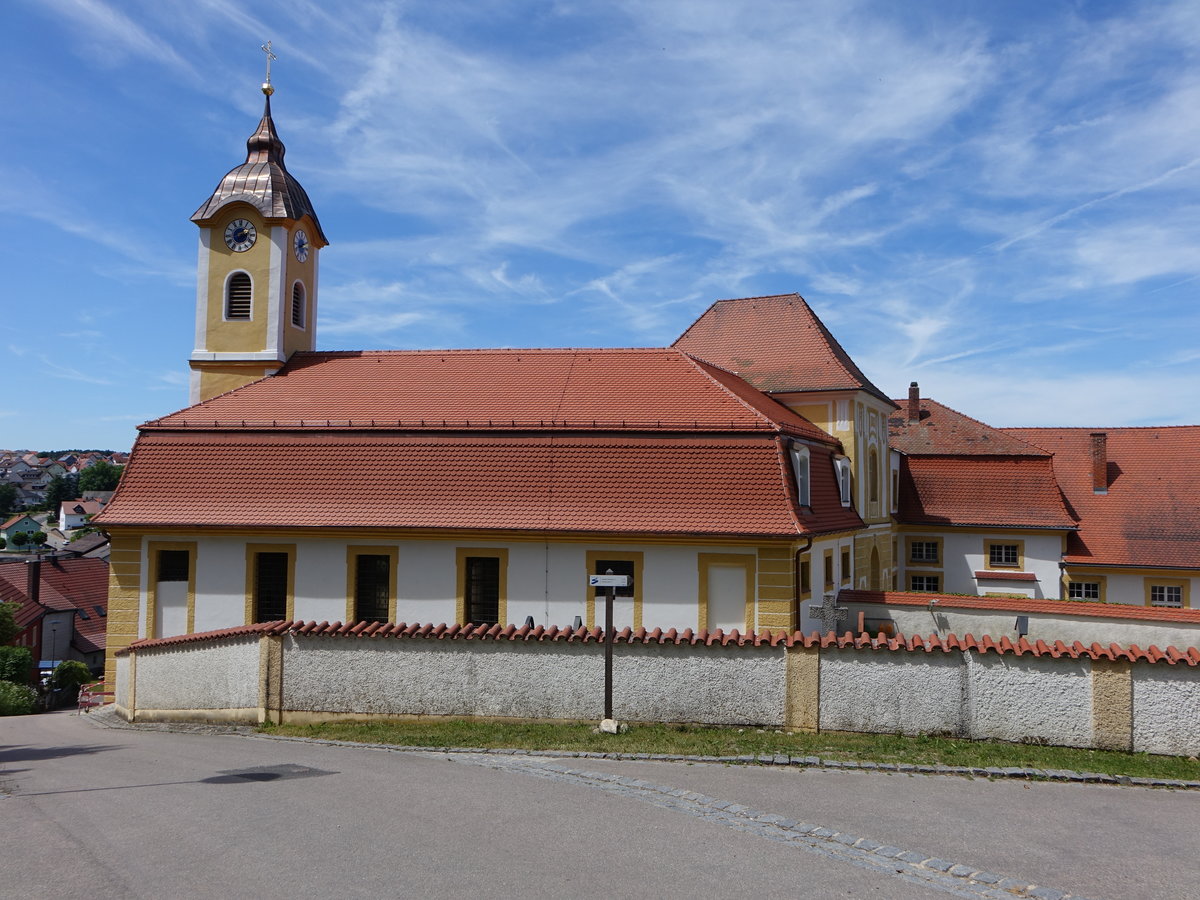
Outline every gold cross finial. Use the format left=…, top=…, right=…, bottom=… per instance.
left=261, top=40, right=278, bottom=96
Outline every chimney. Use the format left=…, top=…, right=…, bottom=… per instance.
left=907, top=382, right=920, bottom=423
left=26, top=558, right=41, bottom=606
left=1090, top=432, right=1108, bottom=494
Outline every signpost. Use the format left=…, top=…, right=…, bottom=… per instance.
left=589, top=571, right=630, bottom=725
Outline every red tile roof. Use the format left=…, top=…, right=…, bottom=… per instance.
left=1004, top=426, right=1200, bottom=569
left=673, top=294, right=895, bottom=404
left=0, top=557, right=108, bottom=653
left=842, top=589, right=1200, bottom=624
left=122, top=618, right=1200, bottom=664
left=97, top=430, right=861, bottom=537
left=889, top=398, right=1050, bottom=456
left=897, top=455, right=1076, bottom=529
left=146, top=348, right=833, bottom=443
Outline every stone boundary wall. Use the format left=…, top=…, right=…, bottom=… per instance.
left=115, top=622, right=1200, bottom=755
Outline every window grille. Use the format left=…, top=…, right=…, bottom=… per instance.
left=254, top=552, right=289, bottom=622
left=354, top=554, right=390, bottom=622
left=464, top=556, right=500, bottom=625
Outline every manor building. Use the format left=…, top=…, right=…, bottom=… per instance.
left=96, top=86, right=1200, bottom=684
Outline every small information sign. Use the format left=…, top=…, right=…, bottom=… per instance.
left=588, top=574, right=631, bottom=588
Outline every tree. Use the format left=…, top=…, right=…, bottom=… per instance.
left=30, top=531, right=46, bottom=547
left=0, top=602, right=18, bottom=645
left=43, top=473, right=79, bottom=511
left=0, top=646, right=32, bottom=682
left=10, top=532, right=29, bottom=550
left=0, top=483, right=17, bottom=517
left=51, top=660, right=93, bottom=694
left=79, top=459, right=123, bottom=492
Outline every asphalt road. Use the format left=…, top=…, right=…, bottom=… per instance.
left=2, top=711, right=1197, bottom=899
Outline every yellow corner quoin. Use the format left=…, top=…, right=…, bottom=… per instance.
left=104, top=531, right=143, bottom=687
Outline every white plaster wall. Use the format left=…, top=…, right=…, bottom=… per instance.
left=192, top=537, right=254, bottom=632
left=280, top=636, right=786, bottom=725
left=966, top=654, right=1092, bottom=747
left=156, top=581, right=188, bottom=638
left=115, top=653, right=130, bottom=708
left=282, top=636, right=603, bottom=718
left=798, top=535, right=858, bottom=634
left=819, top=649, right=965, bottom=735
left=135, top=638, right=260, bottom=711
left=176, top=534, right=755, bottom=634
left=844, top=602, right=1200, bottom=650
left=1098, top=572, right=1200, bottom=609
left=616, top=643, right=784, bottom=725
left=1132, top=664, right=1200, bottom=756
left=937, top=531, right=1062, bottom=599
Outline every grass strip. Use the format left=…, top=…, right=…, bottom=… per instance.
left=262, top=719, right=1200, bottom=781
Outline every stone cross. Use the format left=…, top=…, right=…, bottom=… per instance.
left=808, top=591, right=846, bottom=635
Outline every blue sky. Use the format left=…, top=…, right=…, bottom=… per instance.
left=2, top=1, right=1198, bottom=451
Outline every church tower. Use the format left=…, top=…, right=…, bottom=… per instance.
left=188, top=70, right=328, bottom=404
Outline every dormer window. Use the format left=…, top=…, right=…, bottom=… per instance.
left=225, top=272, right=252, bottom=319
left=834, top=456, right=852, bottom=507
left=788, top=441, right=811, bottom=507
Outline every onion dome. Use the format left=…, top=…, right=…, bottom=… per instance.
left=191, top=91, right=327, bottom=244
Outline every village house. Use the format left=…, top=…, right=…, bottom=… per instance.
left=0, top=556, right=109, bottom=676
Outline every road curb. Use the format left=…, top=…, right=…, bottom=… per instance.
left=81, top=706, right=1200, bottom=790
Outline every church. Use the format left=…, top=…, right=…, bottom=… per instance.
left=96, top=82, right=1200, bottom=685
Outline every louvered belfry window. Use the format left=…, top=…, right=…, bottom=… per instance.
left=253, top=552, right=289, bottom=622
left=291, top=282, right=305, bottom=327
left=226, top=272, right=252, bottom=319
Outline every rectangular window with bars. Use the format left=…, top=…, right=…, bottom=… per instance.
left=253, top=552, right=289, bottom=622
left=464, top=556, right=501, bottom=625
left=841, top=548, right=851, bottom=584
left=354, top=554, right=390, bottom=623
left=1068, top=581, right=1101, bottom=601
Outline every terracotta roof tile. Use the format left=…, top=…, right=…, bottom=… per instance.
left=0, top=557, right=108, bottom=652
left=889, top=398, right=1050, bottom=456
left=673, top=294, right=894, bottom=404
left=146, top=348, right=832, bottom=442
left=122, top=618, right=1200, bottom=664
left=97, top=431, right=862, bottom=537
left=897, top=455, right=1076, bottom=529
left=843, top=588, right=1200, bottom=624
left=1005, top=426, right=1200, bottom=569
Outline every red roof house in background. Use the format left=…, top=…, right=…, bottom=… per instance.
left=0, top=557, right=108, bottom=676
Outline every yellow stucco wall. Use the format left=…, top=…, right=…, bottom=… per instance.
left=104, top=531, right=142, bottom=686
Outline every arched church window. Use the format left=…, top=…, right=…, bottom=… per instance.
left=868, top=448, right=879, bottom=504
left=225, top=272, right=252, bottom=320
left=291, top=281, right=306, bottom=328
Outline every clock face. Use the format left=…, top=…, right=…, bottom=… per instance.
left=293, top=230, right=310, bottom=262
left=224, top=218, right=257, bottom=252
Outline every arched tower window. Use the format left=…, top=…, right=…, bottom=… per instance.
left=291, top=281, right=306, bottom=328
left=225, top=272, right=252, bottom=320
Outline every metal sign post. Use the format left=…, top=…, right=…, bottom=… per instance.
left=588, top=572, right=631, bottom=725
